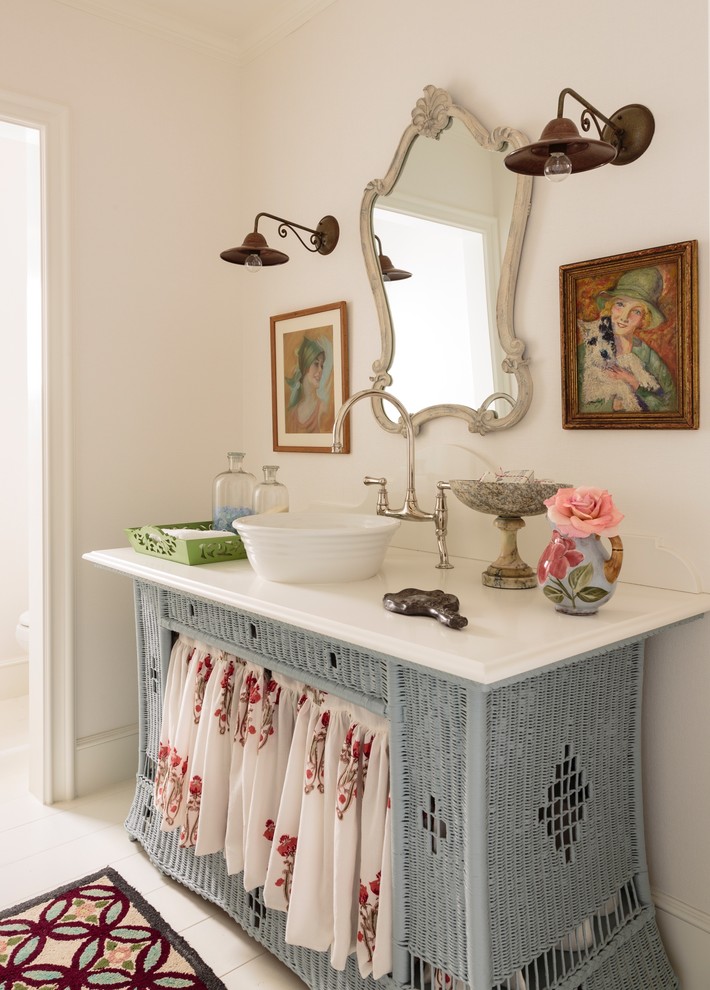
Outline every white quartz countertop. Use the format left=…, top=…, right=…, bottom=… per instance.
left=84, top=546, right=710, bottom=685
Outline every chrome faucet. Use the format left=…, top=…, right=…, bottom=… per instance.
left=332, top=388, right=452, bottom=569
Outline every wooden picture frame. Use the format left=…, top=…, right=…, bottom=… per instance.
left=270, top=301, right=350, bottom=453
left=560, top=241, right=698, bottom=429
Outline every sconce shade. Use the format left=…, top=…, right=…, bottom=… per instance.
left=379, top=253, right=412, bottom=281
left=375, top=235, right=411, bottom=281
left=220, top=231, right=289, bottom=266
left=505, top=116, right=618, bottom=176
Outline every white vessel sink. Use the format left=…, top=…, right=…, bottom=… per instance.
left=234, top=512, right=400, bottom=583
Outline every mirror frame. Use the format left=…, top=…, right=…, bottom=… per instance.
left=361, top=85, right=534, bottom=436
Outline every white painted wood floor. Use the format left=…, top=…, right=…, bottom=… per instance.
left=0, top=695, right=305, bottom=989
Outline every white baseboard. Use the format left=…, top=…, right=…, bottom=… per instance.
left=653, top=888, right=710, bottom=990
left=74, top=723, right=138, bottom=797
left=654, top=888, right=710, bottom=934
left=0, top=655, right=29, bottom=700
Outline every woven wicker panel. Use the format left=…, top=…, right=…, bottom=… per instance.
left=164, top=590, right=387, bottom=704
left=390, top=664, right=469, bottom=982
left=486, top=643, right=644, bottom=980
left=582, top=913, right=679, bottom=990
left=134, top=582, right=166, bottom=781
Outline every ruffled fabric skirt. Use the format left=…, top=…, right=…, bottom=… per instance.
left=154, top=634, right=392, bottom=980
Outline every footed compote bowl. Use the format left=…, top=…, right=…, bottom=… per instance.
left=448, top=479, right=569, bottom=589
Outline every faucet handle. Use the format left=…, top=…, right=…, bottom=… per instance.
left=363, top=476, right=390, bottom=513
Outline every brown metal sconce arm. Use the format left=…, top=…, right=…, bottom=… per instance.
left=556, top=88, right=619, bottom=140
left=253, top=212, right=339, bottom=255
left=254, top=212, right=321, bottom=253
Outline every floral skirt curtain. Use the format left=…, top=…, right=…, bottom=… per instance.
left=154, top=634, right=392, bottom=980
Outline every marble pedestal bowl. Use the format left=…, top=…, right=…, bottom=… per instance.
left=448, top=479, right=569, bottom=589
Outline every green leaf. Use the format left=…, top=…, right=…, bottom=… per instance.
left=569, top=563, right=594, bottom=591
left=143, top=941, right=164, bottom=971
left=543, top=586, right=566, bottom=604
left=21, top=967, right=65, bottom=980
left=56, top=924, right=91, bottom=937
left=86, top=971, right=132, bottom=986
left=106, top=902, right=123, bottom=925
left=15, top=936, right=41, bottom=964
left=0, top=924, right=30, bottom=937
left=79, top=937, right=102, bottom=968
left=112, top=928, right=150, bottom=941
left=577, top=586, right=609, bottom=603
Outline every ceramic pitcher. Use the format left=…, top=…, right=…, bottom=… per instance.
left=537, top=529, right=623, bottom=615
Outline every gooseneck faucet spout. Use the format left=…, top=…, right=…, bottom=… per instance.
left=332, top=388, right=453, bottom=569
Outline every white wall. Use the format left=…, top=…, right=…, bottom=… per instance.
left=0, top=0, right=245, bottom=782
left=233, top=0, right=710, bottom=983
left=234, top=0, right=709, bottom=579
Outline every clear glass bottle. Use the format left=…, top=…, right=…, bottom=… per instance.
left=212, top=452, right=256, bottom=532
left=253, top=465, right=289, bottom=514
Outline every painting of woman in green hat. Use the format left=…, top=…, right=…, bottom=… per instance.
left=284, top=331, right=335, bottom=434
left=577, top=265, right=677, bottom=414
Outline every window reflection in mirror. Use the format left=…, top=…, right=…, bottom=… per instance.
left=374, top=208, right=516, bottom=411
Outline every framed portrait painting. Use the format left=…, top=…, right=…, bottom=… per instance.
left=560, top=241, right=698, bottom=429
left=270, top=301, right=350, bottom=453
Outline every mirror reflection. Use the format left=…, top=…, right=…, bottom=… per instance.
left=361, top=86, right=533, bottom=435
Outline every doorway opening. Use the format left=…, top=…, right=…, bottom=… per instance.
left=0, top=91, right=73, bottom=803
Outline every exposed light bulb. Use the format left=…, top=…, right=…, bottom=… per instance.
left=245, top=253, right=263, bottom=272
left=544, top=151, right=572, bottom=183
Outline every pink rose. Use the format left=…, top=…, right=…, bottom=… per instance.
left=544, top=486, right=623, bottom=539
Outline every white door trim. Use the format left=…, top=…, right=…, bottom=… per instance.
left=0, top=90, right=74, bottom=803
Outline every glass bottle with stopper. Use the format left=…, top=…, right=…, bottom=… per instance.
left=212, top=452, right=255, bottom=532
left=253, top=465, right=289, bottom=514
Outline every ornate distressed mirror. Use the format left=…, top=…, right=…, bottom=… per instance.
left=361, top=85, right=533, bottom=435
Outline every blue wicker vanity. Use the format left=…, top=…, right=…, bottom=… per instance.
left=86, top=546, right=710, bottom=990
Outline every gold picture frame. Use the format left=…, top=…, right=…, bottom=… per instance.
left=560, top=240, right=698, bottom=429
left=270, top=301, right=350, bottom=453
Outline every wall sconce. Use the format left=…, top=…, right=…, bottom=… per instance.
left=375, top=235, right=412, bottom=281
left=504, top=88, right=655, bottom=182
left=220, top=212, right=340, bottom=271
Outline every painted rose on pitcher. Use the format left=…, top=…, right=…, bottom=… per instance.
left=538, top=486, right=624, bottom=615
left=537, top=534, right=584, bottom=584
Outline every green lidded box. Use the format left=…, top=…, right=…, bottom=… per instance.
left=126, top=521, right=247, bottom=566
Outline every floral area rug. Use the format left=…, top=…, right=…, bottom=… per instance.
left=0, top=867, right=226, bottom=989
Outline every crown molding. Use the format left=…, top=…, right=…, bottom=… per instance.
left=52, top=0, right=337, bottom=65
